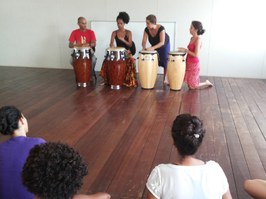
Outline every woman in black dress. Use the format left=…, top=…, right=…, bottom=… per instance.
left=142, top=14, right=170, bottom=84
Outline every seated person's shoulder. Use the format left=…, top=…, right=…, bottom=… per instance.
left=27, top=137, right=46, bottom=143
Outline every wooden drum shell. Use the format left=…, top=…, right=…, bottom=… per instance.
left=138, top=51, right=158, bottom=89
left=167, top=51, right=186, bottom=91
left=72, top=47, right=92, bottom=87
left=105, top=47, right=127, bottom=89
left=106, top=60, right=127, bottom=89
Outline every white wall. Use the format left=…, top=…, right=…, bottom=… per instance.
left=0, top=0, right=265, bottom=78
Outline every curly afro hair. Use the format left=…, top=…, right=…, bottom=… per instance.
left=22, top=142, right=88, bottom=199
left=116, top=12, right=130, bottom=24
left=0, top=105, right=22, bottom=135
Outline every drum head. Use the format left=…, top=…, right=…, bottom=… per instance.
left=169, top=50, right=186, bottom=56
left=139, top=50, right=157, bottom=54
left=107, top=47, right=126, bottom=52
left=73, top=47, right=91, bottom=51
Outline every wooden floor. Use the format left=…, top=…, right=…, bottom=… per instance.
left=1, top=66, right=266, bottom=199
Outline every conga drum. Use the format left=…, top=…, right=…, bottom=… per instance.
left=138, top=50, right=158, bottom=89
left=105, top=47, right=127, bottom=89
left=167, top=49, right=187, bottom=91
left=71, top=47, right=92, bottom=87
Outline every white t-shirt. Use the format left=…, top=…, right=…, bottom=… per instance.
left=146, top=160, right=229, bottom=199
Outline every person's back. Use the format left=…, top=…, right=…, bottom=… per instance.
left=146, top=114, right=232, bottom=199
left=0, top=137, right=45, bottom=198
left=147, top=161, right=228, bottom=199
left=0, top=106, right=45, bottom=199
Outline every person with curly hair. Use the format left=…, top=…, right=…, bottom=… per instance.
left=22, top=142, right=111, bottom=199
left=0, top=105, right=46, bottom=199
left=180, top=21, right=213, bottom=89
left=109, top=12, right=135, bottom=55
left=146, top=114, right=232, bottom=199
left=101, top=11, right=137, bottom=88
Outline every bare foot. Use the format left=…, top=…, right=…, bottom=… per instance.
left=206, top=80, right=213, bottom=87
left=164, top=79, right=169, bottom=85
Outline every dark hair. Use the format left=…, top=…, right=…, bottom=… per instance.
left=146, top=14, right=157, bottom=24
left=22, top=142, right=88, bottom=199
left=0, top=105, right=22, bottom=135
left=117, top=12, right=130, bottom=24
left=77, top=16, right=86, bottom=23
left=192, top=21, right=205, bottom=35
left=171, top=114, right=205, bottom=157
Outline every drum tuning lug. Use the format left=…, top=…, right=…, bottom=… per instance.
left=111, top=55, right=115, bottom=61
left=111, top=85, right=121, bottom=90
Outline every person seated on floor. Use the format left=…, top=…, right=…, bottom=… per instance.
left=22, top=142, right=111, bottom=199
left=146, top=113, right=232, bottom=199
left=244, top=179, right=266, bottom=199
left=0, top=105, right=46, bottom=199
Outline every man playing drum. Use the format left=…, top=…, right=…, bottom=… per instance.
left=69, top=17, right=97, bottom=80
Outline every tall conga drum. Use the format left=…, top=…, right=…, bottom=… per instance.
left=71, top=47, right=92, bottom=87
left=138, top=50, right=158, bottom=89
left=167, top=49, right=187, bottom=91
left=105, top=47, right=127, bottom=89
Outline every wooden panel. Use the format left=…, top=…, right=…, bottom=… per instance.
left=1, top=66, right=266, bottom=199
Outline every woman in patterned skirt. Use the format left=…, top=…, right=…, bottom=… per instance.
left=100, top=12, right=137, bottom=88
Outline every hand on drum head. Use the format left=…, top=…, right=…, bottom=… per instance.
left=76, top=43, right=90, bottom=48
left=145, top=47, right=155, bottom=51
left=72, top=43, right=89, bottom=49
